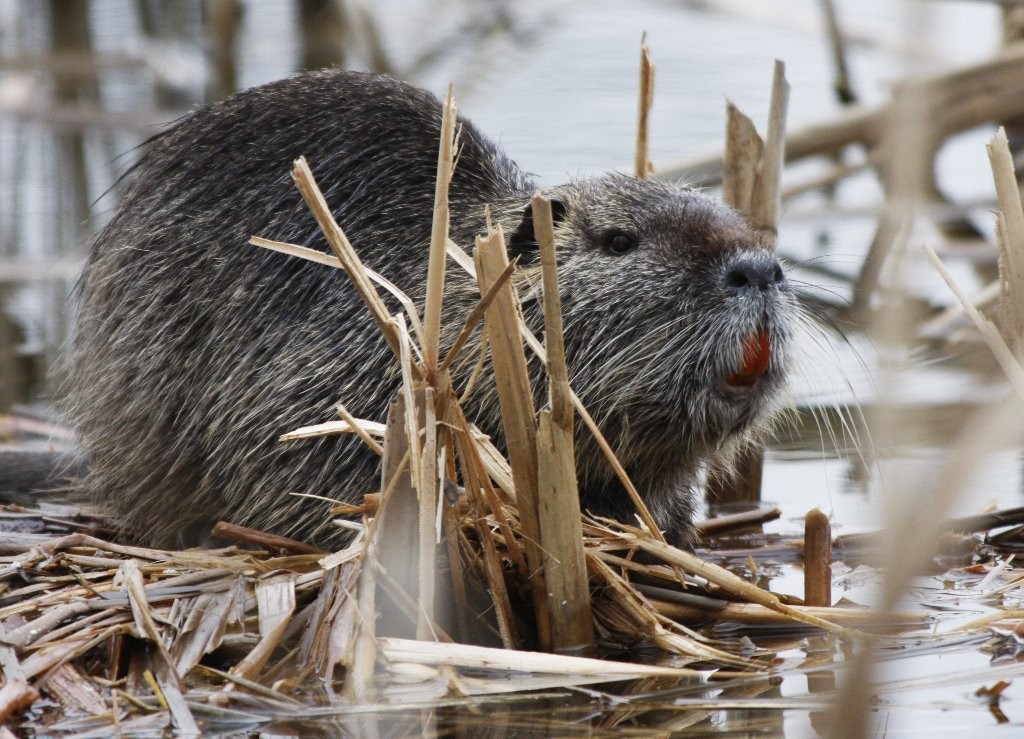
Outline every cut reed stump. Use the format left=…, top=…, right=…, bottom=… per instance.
left=708, top=60, right=789, bottom=507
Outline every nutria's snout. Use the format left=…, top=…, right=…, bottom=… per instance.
left=716, top=254, right=791, bottom=401
left=722, top=256, right=787, bottom=295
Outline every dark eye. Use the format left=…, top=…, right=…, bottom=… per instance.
left=604, top=231, right=638, bottom=256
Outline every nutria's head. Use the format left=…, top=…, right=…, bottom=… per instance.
left=502, top=174, right=796, bottom=541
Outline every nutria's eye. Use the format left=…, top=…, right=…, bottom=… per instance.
left=604, top=231, right=638, bottom=256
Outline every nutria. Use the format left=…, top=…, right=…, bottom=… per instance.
left=64, top=69, right=795, bottom=549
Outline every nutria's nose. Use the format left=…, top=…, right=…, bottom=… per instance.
left=723, top=257, right=786, bottom=293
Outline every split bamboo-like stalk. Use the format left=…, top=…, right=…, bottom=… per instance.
left=423, top=85, right=457, bottom=378
left=373, top=393, right=420, bottom=641
left=532, top=194, right=595, bottom=653
left=474, top=225, right=552, bottom=650
left=751, top=59, right=789, bottom=237
left=722, top=102, right=761, bottom=212
left=416, top=384, right=439, bottom=641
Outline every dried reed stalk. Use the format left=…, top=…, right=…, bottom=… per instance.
left=532, top=194, right=594, bottom=652
left=379, top=636, right=704, bottom=679
left=373, top=393, right=420, bottom=640
left=121, top=560, right=199, bottom=734
left=987, top=126, right=1024, bottom=356
left=415, top=384, right=439, bottom=640
left=423, top=85, right=457, bottom=377
left=290, top=157, right=414, bottom=371
left=722, top=102, right=761, bottom=212
left=661, top=45, right=1024, bottom=186
left=696, top=506, right=781, bottom=536
left=279, top=416, right=385, bottom=442
left=474, top=224, right=551, bottom=649
left=708, top=62, right=788, bottom=507
left=211, top=521, right=327, bottom=555
left=803, top=508, right=832, bottom=607
left=632, top=537, right=850, bottom=635
left=651, top=601, right=920, bottom=628
left=635, top=38, right=654, bottom=179
left=923, top=244, right=1024, bottom=401
left=250, top=235, right=427, bottom=347
left=751, top=60, right=789, bottom=236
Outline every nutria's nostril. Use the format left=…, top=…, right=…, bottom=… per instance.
left=724, top=258, right=785, bottom=293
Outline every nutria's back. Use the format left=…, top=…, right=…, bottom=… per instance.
left=68, top=70, right=795, bottom=548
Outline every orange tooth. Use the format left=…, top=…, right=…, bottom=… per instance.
left=726, top=330, right=770, bottom=386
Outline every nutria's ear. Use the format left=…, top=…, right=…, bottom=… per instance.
left=507, top=198, right=567, bottom=267
left=549, top=198, right=567, bottom=224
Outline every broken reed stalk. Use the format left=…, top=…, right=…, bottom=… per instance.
left=661, top=46, right=1024, bottom=187
left=416, top=384, right=438, bottom=641
left=290, top=158, right=415, bottom=372
left=722, top=102, right=761, bottom=213
left=250, top=236, right=427, bottom=348
left=987, top=126, right=1024, bottom=357
left=632, top=537, right=851, bottom=635
left=424, top=85, right=457, bottom=377
left=651, top=601, right=920, bottom=628
left=0, top=681, right=40, bottom=723
left=751, top=60, right=789, bottom=236
left=210, top=521, right=327, bottom=555
left=228, top=574, right=296, bottom=684
left=696, top=506, right=781, bottom=537
left=708, top=61, right=788, bottom=507
left=474, top=225, right=552, bottom=650
left=635, top=38, right=654, bottom=179
left=374, top=392, right=429, bottom=642
left=532, top=194, right=595, bottom=653
left=427, top=233, right=670, bottom=546
left=394, top=285, right=440, bottom=642
left=923, top=244, right=1024, bottom=401
left=803, top=508, right=832, bottom=607
left=122, top=560, right=199, bottom=734
left=346, top=520, right=379, bottom=700
left=335, top=401, right=383, bottom=456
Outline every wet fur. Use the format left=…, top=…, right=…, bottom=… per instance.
left=67, top=70, right=796, bottom=548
